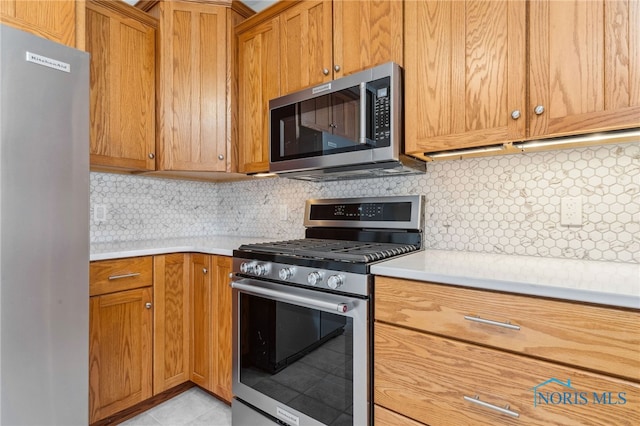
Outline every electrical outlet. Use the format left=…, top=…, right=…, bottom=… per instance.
left=561, top=197, right=582, bottom=226
left=94, top=204, right=107, bottom=223
left=279, top=205, right=288, bottom=221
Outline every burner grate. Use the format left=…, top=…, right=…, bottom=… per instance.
left=238, top=238, right=419, bottom=263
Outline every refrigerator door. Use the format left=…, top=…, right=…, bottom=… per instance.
left=0, top=24, right=89, bottom=425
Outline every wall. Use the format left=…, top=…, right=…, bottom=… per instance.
left=91, top=142, right=640, bottom=263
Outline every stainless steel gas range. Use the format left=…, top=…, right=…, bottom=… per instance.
left=231, top=195, right=424, bottom=426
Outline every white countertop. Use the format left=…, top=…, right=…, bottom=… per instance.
left=371, top=250, right=640, bottom=309
left=90, top=236, right=280, bottom=261
left=91, top=239, right=640, bottom=309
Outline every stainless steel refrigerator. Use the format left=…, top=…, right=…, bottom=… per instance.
left=0, top=24, right=89, bottom=424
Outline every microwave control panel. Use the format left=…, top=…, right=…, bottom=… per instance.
left=371, top=77, right=392, bottom=145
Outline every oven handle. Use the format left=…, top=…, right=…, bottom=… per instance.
left=231, top=280, right=351, bottom=313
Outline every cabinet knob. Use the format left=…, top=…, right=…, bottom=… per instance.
left=322, top=68, right=330, bottom=76
left=148, top=153, right=155, bottom=159
left=333, top=64, right=341, bottom=72
left=218, top=154, right=224, bottom=160
left=534, top=105, right=545, bottom=115
left=203, top=268, right=208, bottom=274
left=511, top=110, right=521, bottom=120
left=145, top=302, right=152, bottom=309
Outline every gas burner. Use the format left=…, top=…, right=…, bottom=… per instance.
left=238, top=238, right=420, bottom=264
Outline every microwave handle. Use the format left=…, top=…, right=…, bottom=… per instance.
left=231, top=280, right=351, bottom=314
left=359, top=82, right=367, bottom=144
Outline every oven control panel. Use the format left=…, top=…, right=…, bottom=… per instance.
left=233, top=257, right=370, bottom=297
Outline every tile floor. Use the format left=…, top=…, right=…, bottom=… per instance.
left=120, top=387, right=231, bottom=426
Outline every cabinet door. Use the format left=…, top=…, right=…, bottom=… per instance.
left=190, top=253, right=212, bottom=389
left=0, top=0, right=79, bottom=47
left=87, top=0, right=156, bottom=171
left=153, top=254, right=190, bottom=394
left=529, top=0, right=640, bottom=138
left=279, top=0, right=332, bottom=94
left=404, top=0, right=526, bottom=154
left=155, top=2, right=228, bottom=171
left=237, top=17, right=280, bottom=174
left=332, top=0, right=403, bottom=77
left=211, top=255, right=233, bottom=402
left=89, top=287, right=153, bottom=423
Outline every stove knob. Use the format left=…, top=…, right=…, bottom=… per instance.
left=253, top=263, right=268, bottom=276
left=327, top=275, right=344, bottom=290
left=279, top=267, right=295, bottom=281
left=240, top=262, right=252, bottom=274
left=307, top=271, right=323, bottom=286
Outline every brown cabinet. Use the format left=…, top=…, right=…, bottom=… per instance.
left=374, top=276, right=640, bottom=425
left=404, top=0, right=640, bottom=156
left=528, top=0, right=640, bottom=139
left=404, top=0, right=526, bottom=154
left=190, top=253, right=212, bottom=388
left=89, top=257, right=154, bottom=424
left=189, top=254, right=233, bottom=401
left=146, top=1, right=251, bottom=173
left=210, top=255, right=233, bottom=402
left=0, top=0, right=84, bottom=48
left=89, top=253, right=233, bottom=421
left=280, top=0, right=402, bottom=94
left=153, top=254, right=190, bottom=394
left=86, top=0, right=157, bottom=172
left=279, top=0, right=332, bottom=94
left=236, top=16, right=280, bottom=174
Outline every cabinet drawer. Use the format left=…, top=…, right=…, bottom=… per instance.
left=90, top=256, right=153, bottom=296
left=375, top=404, right=424, bottom=426
left=375, top=323, right=640, bottom=426
left=375, top=277, right=640, bottom=381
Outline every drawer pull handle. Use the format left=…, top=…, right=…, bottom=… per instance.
left=108, top=272, right=141, bottom=280
left=464, top=395, right=520, bottom=418
left=464, top=315, right=520, bottom=330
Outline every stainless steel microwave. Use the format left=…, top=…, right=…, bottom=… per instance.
left=269, top=62, right=426, bottom=181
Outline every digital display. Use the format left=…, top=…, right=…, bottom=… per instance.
left=309, top=202, right=412, bottom=222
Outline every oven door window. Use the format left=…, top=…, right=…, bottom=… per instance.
left=239, top=292, right=353, bottom=425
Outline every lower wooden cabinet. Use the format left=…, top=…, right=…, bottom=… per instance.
left=153, top=254, right=190, bottom=394
left=210, top=255, right=233, bottom=402
left=89, top=256, right=154, bottom=424
left=89, top=253, right=233, bottom=423
left=89, top=286, right=153, bottom=423
left=190, top=254, right=233, bottom=402
left=374, top=277, right=640, bottom=426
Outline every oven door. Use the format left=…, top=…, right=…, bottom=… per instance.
left=231, top=277, right=370, bottom=426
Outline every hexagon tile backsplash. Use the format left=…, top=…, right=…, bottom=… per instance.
left=90, top=142, right=640, bottom=263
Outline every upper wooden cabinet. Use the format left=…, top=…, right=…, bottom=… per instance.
left=0, top=0, right=84, bottom=49
left=147, top=0, right=252, bottom=173
left=87, top=0, right=157, bottom=172
left=280, top=0, right=403, bottom=94
left=405, top=0, right=639, bottom=156
left=528, top=0, right=640, bottom=139
left=236, top=16, right=280, bottom=174
left=404, top=0, right=527, bottom=154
